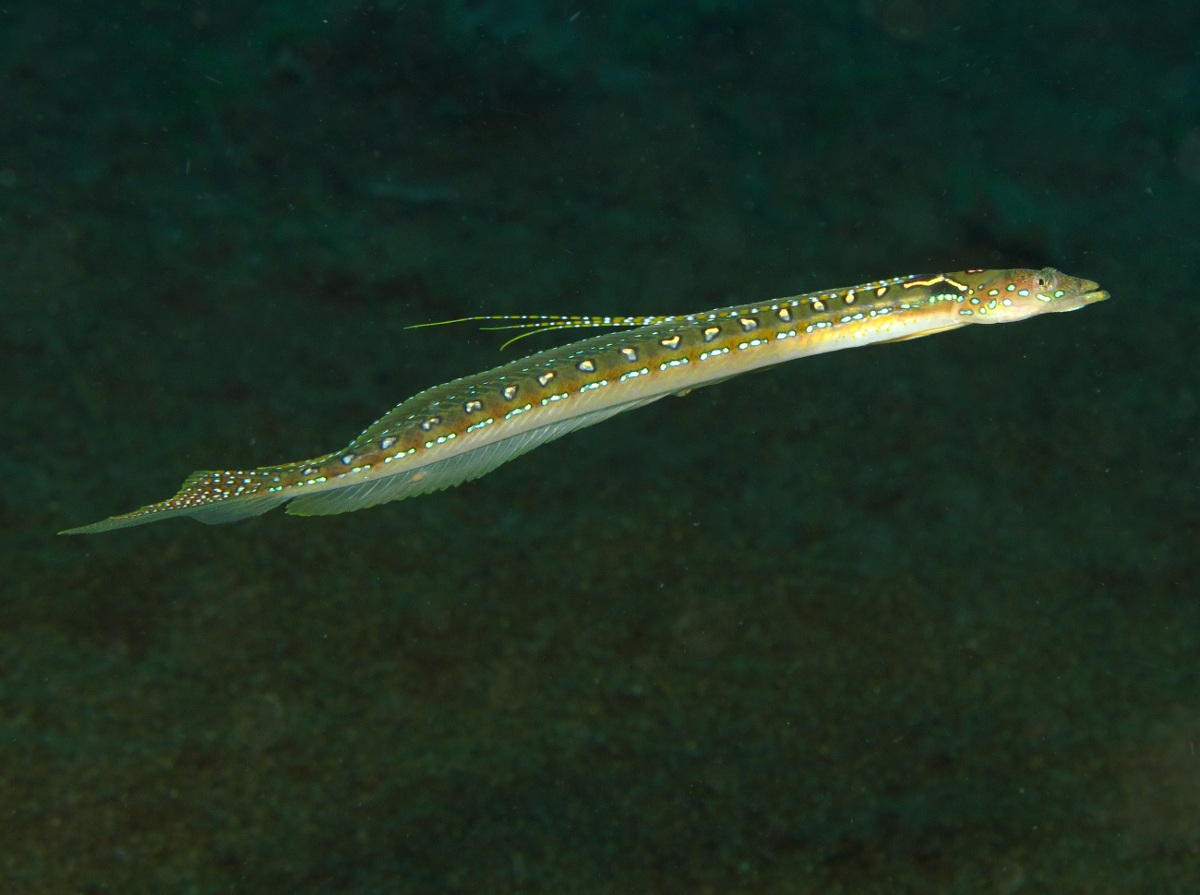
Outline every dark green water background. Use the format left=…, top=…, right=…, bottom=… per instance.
left=3, top=1, right=1199, bottom=891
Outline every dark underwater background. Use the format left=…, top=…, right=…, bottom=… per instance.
left=4, top=1, right=1200, bottom=891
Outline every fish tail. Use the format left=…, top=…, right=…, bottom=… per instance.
left=60, top=464, right=303, bottom=534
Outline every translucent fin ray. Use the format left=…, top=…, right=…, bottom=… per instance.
left=286, top=396, right=663, bottom=517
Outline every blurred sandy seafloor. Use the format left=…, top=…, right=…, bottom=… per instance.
left=2, top=0, right=1199, bottom=892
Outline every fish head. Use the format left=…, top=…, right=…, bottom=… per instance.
left=962, top=267, right=1109, bottom=324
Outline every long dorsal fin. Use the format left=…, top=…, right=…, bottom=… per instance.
left=405, top=312, right=670, bottom=349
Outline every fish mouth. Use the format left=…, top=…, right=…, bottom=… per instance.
left=1066, top=275, right=1108, bottom=306
left=1052, top=277, right=1108, bottom=313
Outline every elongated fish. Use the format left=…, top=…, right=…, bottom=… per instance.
left=62, top=267, right=1107, bottom=534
